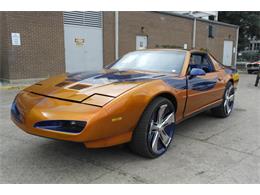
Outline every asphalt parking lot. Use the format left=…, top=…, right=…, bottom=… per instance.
left=0, top=73, right=259, bottom=183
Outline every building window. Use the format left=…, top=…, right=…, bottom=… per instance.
left=249, top=43, right=253, bottom=50
left=208, top=25, right=214, bottom=38
left=255, top=43, right=260, bottom=50
left=208, top=15, right=215, bottom=21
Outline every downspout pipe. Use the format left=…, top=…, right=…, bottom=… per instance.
left=192, top=18, right=197, bottom=49
left=115, top=11, right=119, bottom=60
left=234, top=27, right=239, bottom=68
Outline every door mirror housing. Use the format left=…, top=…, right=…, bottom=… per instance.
left=190, top=68, right=206, bottom=77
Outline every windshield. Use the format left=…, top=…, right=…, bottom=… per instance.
left=110, top=50, right=187, bottom=74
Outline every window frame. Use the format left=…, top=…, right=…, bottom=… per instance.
left=186, top=52, right=216, bottom=75
left=109, top=50, right=187, bottom=74
left=208, top=25, right=214, bottom=38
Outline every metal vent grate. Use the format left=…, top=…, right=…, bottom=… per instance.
left=69, top=84, right=91, bottom=90
left=56, top=81, right=72, bottom=87
left=64, top=11, right=102, bottom=28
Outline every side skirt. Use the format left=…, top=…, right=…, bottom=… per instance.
left=176, top=99, right=223, bottom=125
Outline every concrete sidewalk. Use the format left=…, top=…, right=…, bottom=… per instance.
left=0, top=73, right=259, bottom=183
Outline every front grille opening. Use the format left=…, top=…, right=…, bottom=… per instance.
left=69, top=84, right=90, bottom=90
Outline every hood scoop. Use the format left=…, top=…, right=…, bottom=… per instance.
left=69, top=84, right=91, bottom=90
left=55, top=81, right=71, bottom=87
left=55, top=82, right=91, bottom=90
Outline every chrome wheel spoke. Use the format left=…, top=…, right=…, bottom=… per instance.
left=225, top=90, right=229, bottom=99
left=228, top=87, right=232, bottom=94
left=224, top=85, right=234, bottom=115
left=224, top=99, right=227, bottom=107
left=161, top=113, right=174, bottom=128
left=159, top=129, right=172, bottom=147
left=157, top=104, right=167, bottom=124
left=149, top=104, right=175, bottom=153
left=225, top=100, right=230, bottom=113
left=151, top=131, right=160, bottom=153
left=150, top=120, right=158, bottom=132
left=229, top=94, right=234, bottom=102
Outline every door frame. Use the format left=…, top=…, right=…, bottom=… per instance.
left=64, top=24, right=103, bottom=73
left=223, top=40, right=233, bottom=66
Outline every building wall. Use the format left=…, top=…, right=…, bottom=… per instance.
left=0, top=12, right=2, bottom=79
left=1, top=11, right=238, bottom=81
left=0, top=12, right=65, bottom=81
left=103, top=12, right=116, bottom=66
left=195, top=20, right=237, bottom=64
left=119, top=12, right=194, bottom=56
left=0, top=12, right=10, bottom=80
left=103, top=11, right=238, bottom=65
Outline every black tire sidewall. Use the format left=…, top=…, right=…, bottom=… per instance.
left=130, top=97, right=175, bottom=158
left=147, top=98, right=175, bottom=157
left=222, top=82, right=234, bottom=117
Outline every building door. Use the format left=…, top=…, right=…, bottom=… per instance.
left=64, top=12, right=103, bottom=73
left=223, top=40, right=233, bottom=66
left=136, top=35, right=148, bottom=50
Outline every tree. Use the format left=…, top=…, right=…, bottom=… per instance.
left=218, top=12, right=260, bottom=51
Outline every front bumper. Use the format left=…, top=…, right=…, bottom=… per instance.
left=11, top=91, right=111, bottom=143
left=247, top=67, right=260, bottom=71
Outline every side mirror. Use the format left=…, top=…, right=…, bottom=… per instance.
left=190, top=68, right=206, bottom=77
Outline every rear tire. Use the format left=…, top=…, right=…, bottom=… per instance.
left=129, top=97, right=175, bottom=158
left=211, top=81, right=235, bottom=118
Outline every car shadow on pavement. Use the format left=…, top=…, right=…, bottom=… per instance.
left=24, top=110, right=217, bottom=164
left=25, top=110, right=221, bottom=161
left=0, top=110, right=242, bottom=183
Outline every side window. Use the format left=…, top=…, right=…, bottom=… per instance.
left=201, top=55, right=215, bottom=73
left=188, top=54, right=215, bottom=74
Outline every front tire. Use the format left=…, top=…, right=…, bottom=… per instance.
left=211, top=81, right=235, bottom=118
left=129, top=97, right=175, bottom=158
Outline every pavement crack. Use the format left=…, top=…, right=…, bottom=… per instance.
left=89, top=169, right=114, bottom=183
left=176, top=133, right=254, bottom=156
left=208, top=154, right=253, bottom=183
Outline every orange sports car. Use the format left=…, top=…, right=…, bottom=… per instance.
left=11, top=49, right=239, bottom=158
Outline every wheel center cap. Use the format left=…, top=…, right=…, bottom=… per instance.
left=157, top=125, right=164, bottom=132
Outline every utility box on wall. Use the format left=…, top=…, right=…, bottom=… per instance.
left=136, top=35, right=148, bottom=50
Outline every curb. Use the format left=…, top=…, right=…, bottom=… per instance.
left=0, top=85, right=28, bottom=90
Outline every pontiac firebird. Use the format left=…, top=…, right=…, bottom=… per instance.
left=11, top=49, right=239, bottom=158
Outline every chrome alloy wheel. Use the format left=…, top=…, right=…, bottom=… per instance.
left=148, top=104, right=175, bottom=154
left=224, top=85, right=235, bottom=115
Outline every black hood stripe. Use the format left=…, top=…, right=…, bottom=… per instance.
left=66, top=70, right=216, bottom=92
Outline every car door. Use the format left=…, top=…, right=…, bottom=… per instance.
left=184, top=53, right=224, bottom=117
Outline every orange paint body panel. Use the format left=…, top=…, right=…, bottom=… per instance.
left=11, top=49, right=239, bottom=148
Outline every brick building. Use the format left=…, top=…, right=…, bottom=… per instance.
left=0, top=11, right=239, bottom=83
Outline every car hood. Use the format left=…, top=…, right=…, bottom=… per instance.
left=24, top=69, right=169, bottom=104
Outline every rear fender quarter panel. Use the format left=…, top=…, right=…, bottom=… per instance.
left=222, top=68, right=238, bottom=88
